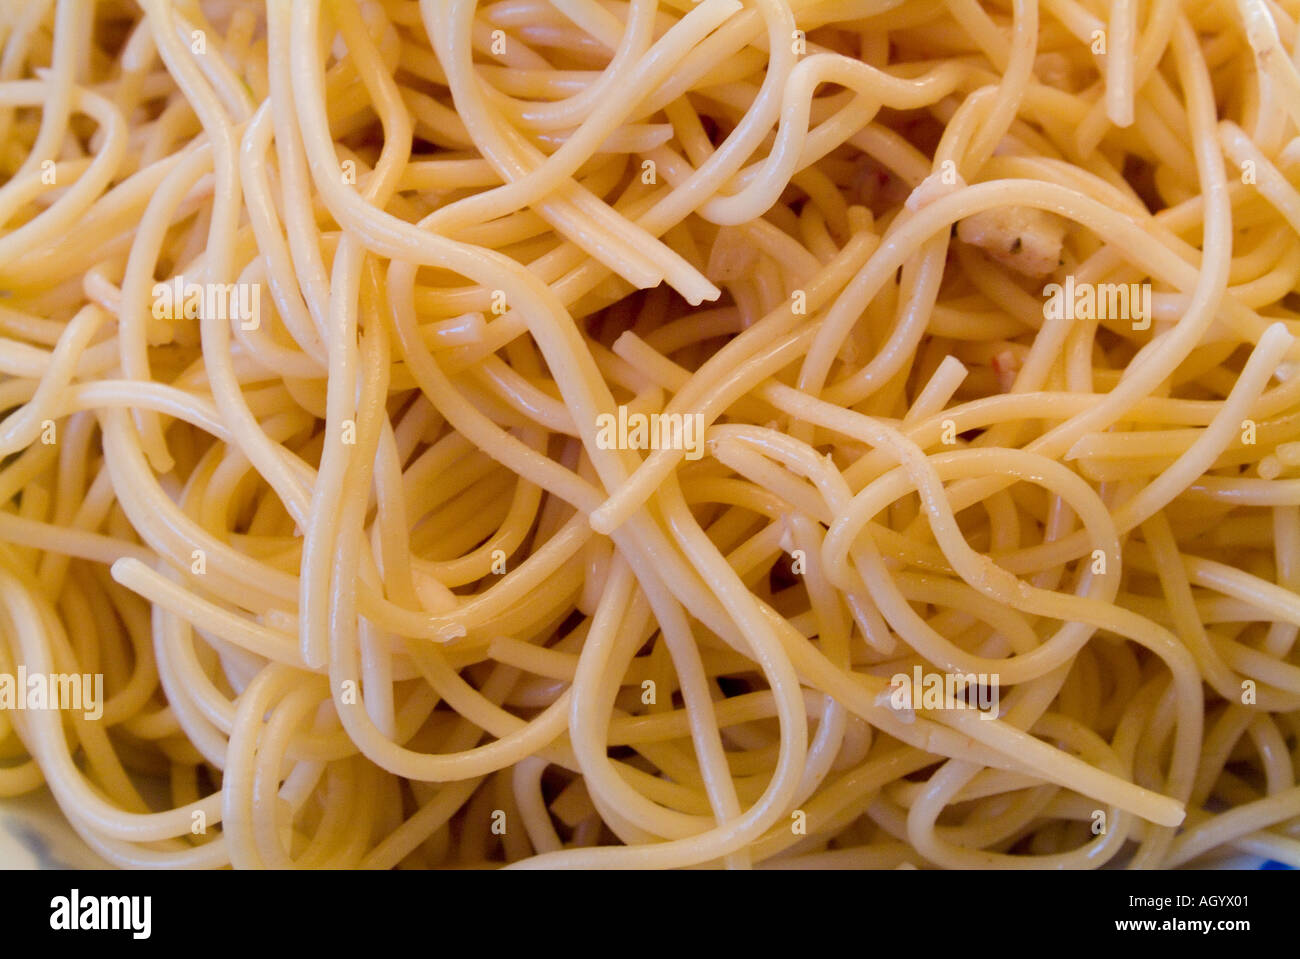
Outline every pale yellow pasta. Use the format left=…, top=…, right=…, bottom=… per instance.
left=0, top=0, right=1299, bottom=871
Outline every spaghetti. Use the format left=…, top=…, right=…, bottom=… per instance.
left=1, top=0, right=1300, bottom=869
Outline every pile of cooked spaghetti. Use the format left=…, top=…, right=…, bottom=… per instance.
left=2, top=0, right=1300, bottom=869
